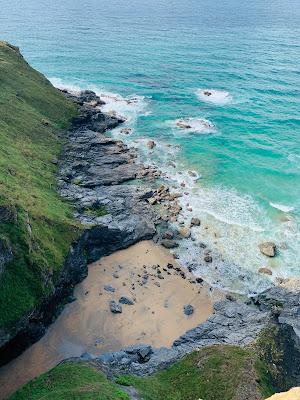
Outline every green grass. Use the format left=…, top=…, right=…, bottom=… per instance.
left=117, top=345, right=275, bottom=400
left=10, top=362, right=130, bottom=400
left=0, top=41, right=82, bottom=328
left=11, top=346, right=276, bottom=400
left=83, top=205, right=107, bottom=218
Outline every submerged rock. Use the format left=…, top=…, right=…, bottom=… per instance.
left=147, top=140, right=156, bottom=150
left=258, top=267, right=273, bottom=276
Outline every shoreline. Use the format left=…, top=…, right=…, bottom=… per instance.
left=1, top=85, right=300, bottom=399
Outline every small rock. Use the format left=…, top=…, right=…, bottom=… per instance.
left=147, top=140, right=156, bottom=150
left=190, top=217, right=201, bottom=227
left=259, top=242, right=277, bottom=257
left=112, top=273, right=119, bottom=279
left=162, top=231, right=174, bottom=240
left=183, top=304, right=194, bottom=316
left=119, top=296, right=134, bottom=305
left=161, top=239, right=179, bottom=249
left=104, top=285, right=115, bottom=293
left=120, top=128, right=132, bottom=135
left=138, top=345, right=153, bottom=361
left=179, top=227, right=191, bottom=238
left=110, top=300, right=122, bottom=313
left=226, top=294, right=236, bottom=302
left=204, top=255, right=213, bottom=263
left=258, top=267, right=273, bottom=276
left=188, top=170, right=197, bottom=177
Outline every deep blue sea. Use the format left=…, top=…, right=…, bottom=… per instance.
left=1, top=0, right=300, bottom=293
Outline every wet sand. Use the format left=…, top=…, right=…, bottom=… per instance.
left=0, top=241, right=217, bottom=399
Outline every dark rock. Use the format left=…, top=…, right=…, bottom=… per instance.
left=0, top=88, right=160, bottom=364
left=183, top=304, right=194, bottom=316
left=162, top=231, right=174, bottom=240
left=204, top=255, right=213, bottom=263
left=104, top=285, right=115, bottom=293
left=161, top=240, right=179, bottom=249
left=0, top=238, right=13, bottom=276
left=110, top=300, right=122, bottom=314
left=190, top=218, right=201, bottom=227
left=119, top=296, right=134, bottom=305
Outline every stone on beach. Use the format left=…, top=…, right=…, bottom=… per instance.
left=119, top=296, right=134, bottom=305
left=104, top=284, right=116, bottom=293
left=259, top=242, right=277, bottom=257
left=183, top=304, right=194, bottom=316
left=110, top=300, right=122, bottom=313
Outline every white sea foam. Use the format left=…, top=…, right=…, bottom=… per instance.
left=49, top=77, right=148, bottom=124
left=50, top=77, right=82, bottom=94
left=196, top=89, right=232, bottom=105
left=270, top=202, right=294, bottom=213
left=174, top=118, right=216, bottom=134
left=50, top=77, right=300, bottom=294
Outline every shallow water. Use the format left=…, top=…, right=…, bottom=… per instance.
left=1, top=0, right=300, bottom=293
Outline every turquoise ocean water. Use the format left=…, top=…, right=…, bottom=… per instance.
left=1, top=0, right=300, bottom=294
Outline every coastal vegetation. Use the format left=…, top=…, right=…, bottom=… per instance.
left=10, top=345, right=275, bottom=399
left=0, top=41, right=80, bottom=329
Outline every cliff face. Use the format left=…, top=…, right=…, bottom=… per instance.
left=0, top=42, right=158, bottom=363
left=0, top=41, right=80, bottom=347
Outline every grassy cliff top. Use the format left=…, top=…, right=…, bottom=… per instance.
left=10, top=345, right=275, bottom=400
left=0, top=41, right=81, bottom=329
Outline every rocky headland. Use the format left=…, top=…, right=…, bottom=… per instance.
left=1, top=42, right=300, bottom=399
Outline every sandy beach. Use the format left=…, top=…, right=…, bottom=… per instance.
left=0, top=240, right=218, bottom=399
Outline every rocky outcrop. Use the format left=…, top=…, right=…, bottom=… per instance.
left=0, top=90, right=159, bottom=365
left=255, top=287, right=300, bottom=389
left=89, top=298, right=272, bottom=377
left=87, top=286, right=300, bottom=384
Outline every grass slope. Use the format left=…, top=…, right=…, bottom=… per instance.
left=10, top=346, right=276, bottom=400
left=0, top=41, right=81, bottom=329
left=10, top=363, right=130, bottom=400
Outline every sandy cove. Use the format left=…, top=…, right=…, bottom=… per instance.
left=0, top=241, right=218, bottom=399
